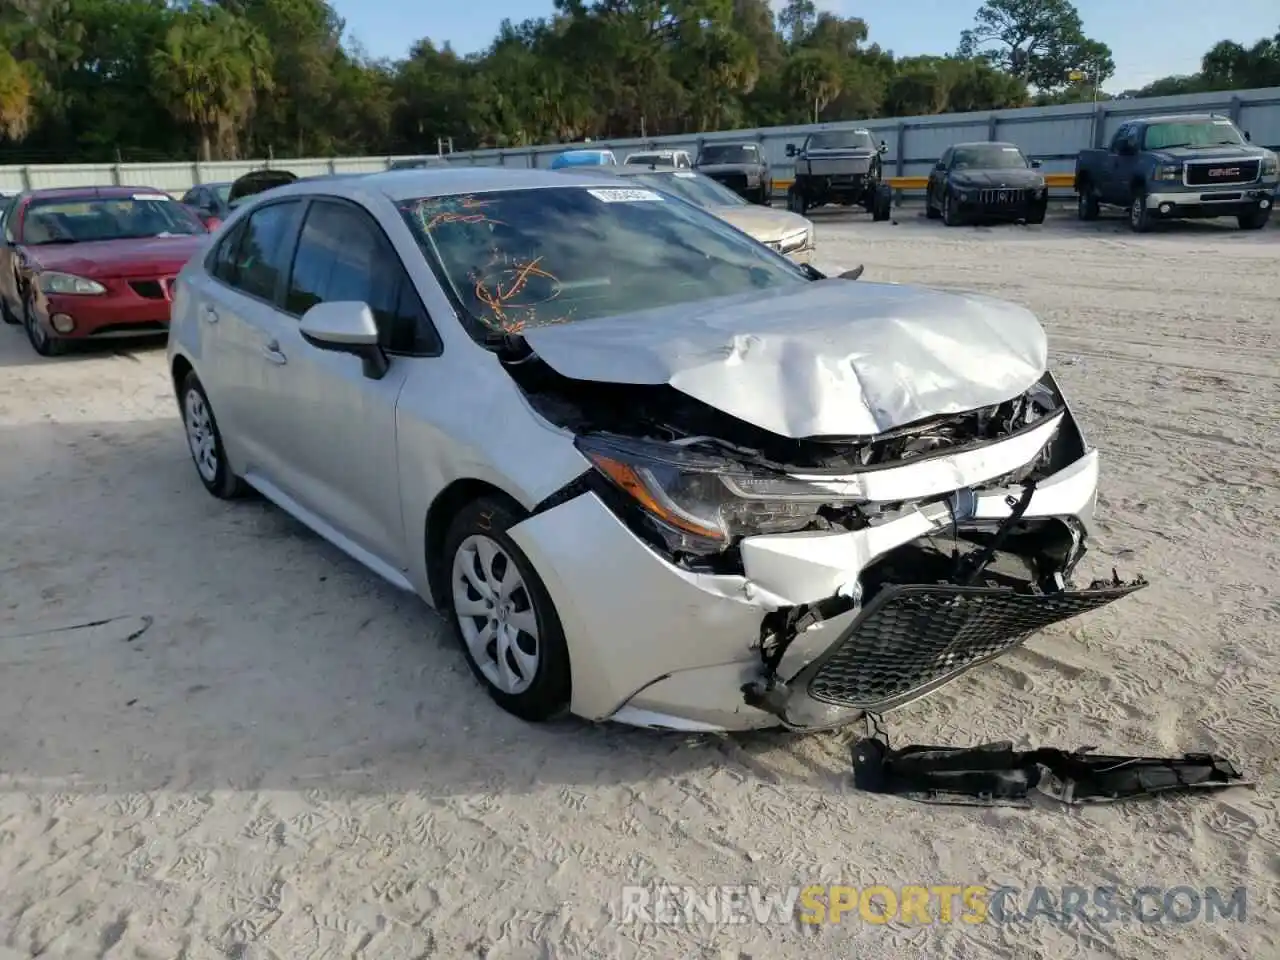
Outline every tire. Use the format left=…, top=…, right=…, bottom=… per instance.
left=23, top=293, right=66, bottom=357
left=942, top=190, right=962, bottom=227
left=0, top=289, right=18, bottom=325
left=871, top=185, right=891, bottom=222
left=443, top=496, right=572, bottom=722
left=925, top=189, right=941, bottom=219
left=1128, top=188, right=1153, bottom=233
left=1077, top=185, right=1100, bottom=221
left=1237, top=208, right=1271, bottom=230
left=1027, top=202, right=1047, bottom=225
left=179, top=370, right=248, bottom=499
left=787, top=185, right=807, bottom=216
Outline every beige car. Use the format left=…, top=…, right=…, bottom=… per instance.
left=607, top=167, right=815, bottom=262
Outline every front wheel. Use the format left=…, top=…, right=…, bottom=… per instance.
left=925, top=188, right=941, bottom=219
left=942, top=190, right=962, bottom=227
left=444, top=496, right=572, bottom=722
left=1077, top=186, right=1100, bottom=221
left=1128, top=190, right=1153, bottom=233
left=1026, top=201, right=1047, bottom=225
left=1237, top=207, right=1271, bottom=230
left=871, top=185, right=891, bottom=222
left=23, top=295, right=66, bottom=357
left=180, top=370, right=248, bottom=499
left=786, top=186, right=807, bottom=216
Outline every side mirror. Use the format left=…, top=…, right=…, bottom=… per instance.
left=785, top=143, right=797, bottom=157
left=299, top=301, right=389, bottom=380
left=934, top=161, right=946, bottom=172
left=1030, top=159, right=1042, bottom=168
left=878, top=141, right=888, bottom=154
left=203, top=216, right=222, bottom=231
left=1244, top=130, right=1252, bottom=142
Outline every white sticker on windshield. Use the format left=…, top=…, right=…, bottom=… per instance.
left=1213, top=119, right=1233, bottom=125
left=1002, top=147, right=1021, bottom=152
left=674, top=171, right=697, bottom=178
left=587, top=188, right=664, bottom=203
left=131, top=193, right=170, bottom=201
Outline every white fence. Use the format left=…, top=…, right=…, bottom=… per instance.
left=3, top=85, right=1278, bottom=196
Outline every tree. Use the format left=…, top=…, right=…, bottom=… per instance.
left=149, top=5, right=273, bottom=160
left=784, top=48, right=843, bottom=123
left=958, top=0, right=1113, bottom=91
left=0, top=49, right=33, bottom=140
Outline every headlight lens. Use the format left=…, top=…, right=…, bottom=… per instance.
left=576, top=434, right=856, bottom=551
left=1154, top=164, right=1182, bottom=182
left=1262, top=153, right=1278, bottom=177
left=39, top=272, right=106, bottom=295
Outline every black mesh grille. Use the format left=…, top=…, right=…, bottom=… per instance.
left=1185, top=161, right=1259, bottom=186
left=807, top=581, right=1145, bottom=710
left=979, top=188, right=1031, bottom=206
left=128, top=279, right=166, bottom=299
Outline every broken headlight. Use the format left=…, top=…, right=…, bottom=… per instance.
left=576, top=433, right=859, bottom=553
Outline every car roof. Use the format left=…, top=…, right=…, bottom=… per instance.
left=952, top=141, right=1021, bottom=149
left=1132, top=113, right=1230, bottom=124
left=247, top=166, right=631, bottom=203
left=24, top=185, right=171, bottom=200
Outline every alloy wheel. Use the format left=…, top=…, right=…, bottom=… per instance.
left=451, top=534, right=541, bottom=695
left=183, top=388, right=220, bottom=483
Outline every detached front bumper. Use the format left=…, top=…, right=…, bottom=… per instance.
left=508, top=408, right=1143, bottom=733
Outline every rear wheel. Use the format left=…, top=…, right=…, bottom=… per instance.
left=1077, top=185, right=1100, bottom=221
left=180, top=370, right=248, bottom=499
left=444, top=496, right=571, bottom=722
left=786, top=185, right=807, bottom=216
left=1237, top=207, right=1271, bottom=230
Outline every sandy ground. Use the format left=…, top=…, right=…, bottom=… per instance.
left=0, top=207, right=1277, bottom=960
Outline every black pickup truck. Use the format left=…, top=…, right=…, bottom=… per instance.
left=1074, top=114, right=1277, bottom=231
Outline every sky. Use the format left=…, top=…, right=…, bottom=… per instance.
left=331, top=0, right=1279, bottom=93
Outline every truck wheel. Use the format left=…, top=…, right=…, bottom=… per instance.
left=1128, top=189, right=1153, bottom=233
left=1077, top=186, right=1100, bottom=221
left=759, top=185, right=773, bottom=207
left=872, top=185, right=891, bottom=222
left=787, top=186, right=806, bottom=215
left=1237, top=207, right=1271, bottom=230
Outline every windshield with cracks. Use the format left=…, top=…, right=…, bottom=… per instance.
left=21, top=195, right=204, bottom=244
left=806, top=131, right=875, bottom=151
left=401, top=186, right=807, bottom=335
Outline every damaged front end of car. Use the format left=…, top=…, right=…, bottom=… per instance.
left=500, top=336, right=1147, bottom=732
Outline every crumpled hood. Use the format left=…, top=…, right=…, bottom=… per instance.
left=522, top=279, right=1048, bottom=439
left=26, top=235, right=209, bottom=278
left=951, top=169, right=1044, bottom=188
left=714, top=205, right=811, bottom=244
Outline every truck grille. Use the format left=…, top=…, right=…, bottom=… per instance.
left=979, top=188, right=1031, bottom=206
left=1184, top=161, right=1259, bottom=186
left=806, top=581, right=1146, bottom=711
left=707, top=173, right=748, bottom=193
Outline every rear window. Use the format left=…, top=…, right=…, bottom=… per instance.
left=400, top=186, right=806, bottom=335
left=21, top=194, right=204, bottom=244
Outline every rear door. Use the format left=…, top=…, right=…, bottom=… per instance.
left=0, top=195, right=25, bottom=318
left=249, top=197, right=434, bottom=568
left=190, top=198, right=305, bottom=476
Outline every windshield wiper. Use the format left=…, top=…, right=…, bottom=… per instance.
left=30, top=238, right=79, bottom=245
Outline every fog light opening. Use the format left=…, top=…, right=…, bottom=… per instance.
left=1158, top=202, right=1173, bottom=215
left=51, top=313, right=75, bottom=334
left=1260, top=198, right=1272, bottom=210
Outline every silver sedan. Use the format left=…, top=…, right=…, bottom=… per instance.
left=167, top=167, right=1143, bottom=732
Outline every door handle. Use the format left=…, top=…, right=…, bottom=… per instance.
left=200, top=304, right=219, bottom=324
left=260, top=340, right=287, bottom=365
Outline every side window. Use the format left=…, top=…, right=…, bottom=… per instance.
left=209, top=221, right=246, bottom=284
left=227, top=201, right=299, bottom=302
left=285, top=200, right=434, bottom=354
left=940, top=149, right=953, bottom=169
left=0, top=196, right=16, bottom=240
left=1110, top=125, right=1130, bottom=151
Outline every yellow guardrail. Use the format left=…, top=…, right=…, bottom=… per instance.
left=771, top=173, right=1076, bottom=192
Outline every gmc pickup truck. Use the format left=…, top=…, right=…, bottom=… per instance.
left=1074, top=113, right=1277, bottom=232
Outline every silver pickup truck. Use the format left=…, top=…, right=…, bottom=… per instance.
left=1074, top=114, right=1277, bottom=231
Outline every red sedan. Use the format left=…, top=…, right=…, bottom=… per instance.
left=0, top=185, right=212, bottom=356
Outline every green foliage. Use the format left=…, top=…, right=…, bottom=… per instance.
left=0, top=0, right=1274, bottom=162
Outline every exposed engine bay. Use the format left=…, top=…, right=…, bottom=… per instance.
left=495, top=329, right=1145, bottom=727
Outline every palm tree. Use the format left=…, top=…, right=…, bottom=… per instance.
left=0, top=49, right=33, bottom=141
left=149, top=6, right=272, bottom=161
